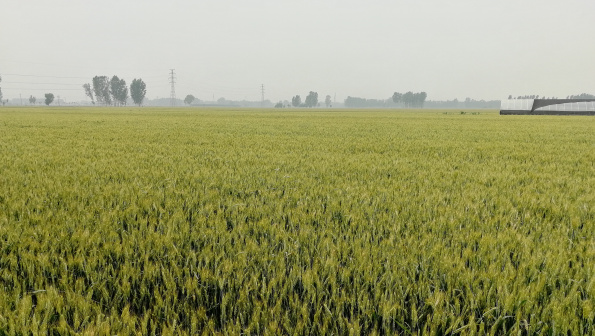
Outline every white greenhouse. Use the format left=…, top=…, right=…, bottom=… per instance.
left=500, top=99, right=595, bottom=115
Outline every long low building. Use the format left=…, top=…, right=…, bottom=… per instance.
left=500, top=99, right=595, bottom=115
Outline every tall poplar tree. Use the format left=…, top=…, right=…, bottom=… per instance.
left=130, top=78, right=147, bottom=106
left=110, top=76, right=128, bottom=106
left=92, top=76, right=111, bottom=106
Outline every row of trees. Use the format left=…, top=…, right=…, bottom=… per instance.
left=83, top=76, right=146, bottom=106
left=12, top=94, right=52, bottom=106
left=508, top=93, right=595, bottom=100
left=508, top=95, right=542, bottom=99
left=1, top=76, right=50, bottom=106
left=424, top=98, right=500, bottom=109
left=343, top=91, right=428, bottom=108
left=24, top=93, right=53, bottom=105
left=344, top=97, right=387, bottom=108
left=392, top=91, right=427, bottom=108
left=0, top=75, right=53, bottom=106
left=568, top=93, right=595, bottom=99
left=1, top=76, right=49, bottom=106
left=290, top=92, right=319, bottom=107
left=276, top=91, right=428, bottom=109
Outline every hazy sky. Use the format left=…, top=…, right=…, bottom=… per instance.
left=1, top=0, right=594, bottom=103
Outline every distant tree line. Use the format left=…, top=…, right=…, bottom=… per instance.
left=181, top=96, right=275, bottom=107
left=288, top=91, right=319, bottom=107
left=275, top=92, right=333, bottom=108
left=83, top=76, right=146, bottom=106
left=424, top=98, right=500, bottom=109
left=344, top=96, right=388, bottom=108
left=567, top=93, right=595, bottom=99
left=392, top=91, right=427, bottom=108
left=342, top=95, right=500, bottom=109
left=508, top=95, right=542, bottom=99
left=508, top=93, right=595, bottom=100
left=342, top=91, right=427, bottom=108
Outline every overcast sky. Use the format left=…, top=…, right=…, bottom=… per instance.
left=1, top=0, right=594, bottom=103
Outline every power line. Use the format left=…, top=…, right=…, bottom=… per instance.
left=169, top=69, right=176, bottom=107
left=2, top=88, right=82, bottom=91
left=194, top=84, right=255, bottom=92
left=1, top=73, right=88, bottom=79
left=1, top=73, right=167, bottom=81
left=4, top=81, right=83, bottom=85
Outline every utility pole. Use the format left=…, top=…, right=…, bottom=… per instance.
left=169, top=69, right=176, bottom=107
left=20, top=94, right=22, bottom=105
left=261, top=84, right=265, bottom=107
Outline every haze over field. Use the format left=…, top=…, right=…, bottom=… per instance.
left=1, top=0, right=594, bottom=103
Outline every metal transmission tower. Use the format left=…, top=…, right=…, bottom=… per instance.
left=261, top=84, right=265, bottom=107
left=169, top=69, right=176, bottom=107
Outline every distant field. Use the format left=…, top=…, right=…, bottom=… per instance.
left=0, top=107, right=594, bottom=334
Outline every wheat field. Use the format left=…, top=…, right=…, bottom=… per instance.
left=0, top=107, right=594, bottom=335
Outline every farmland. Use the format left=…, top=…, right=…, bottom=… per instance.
left=0, top=107, right=594, bottom=335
